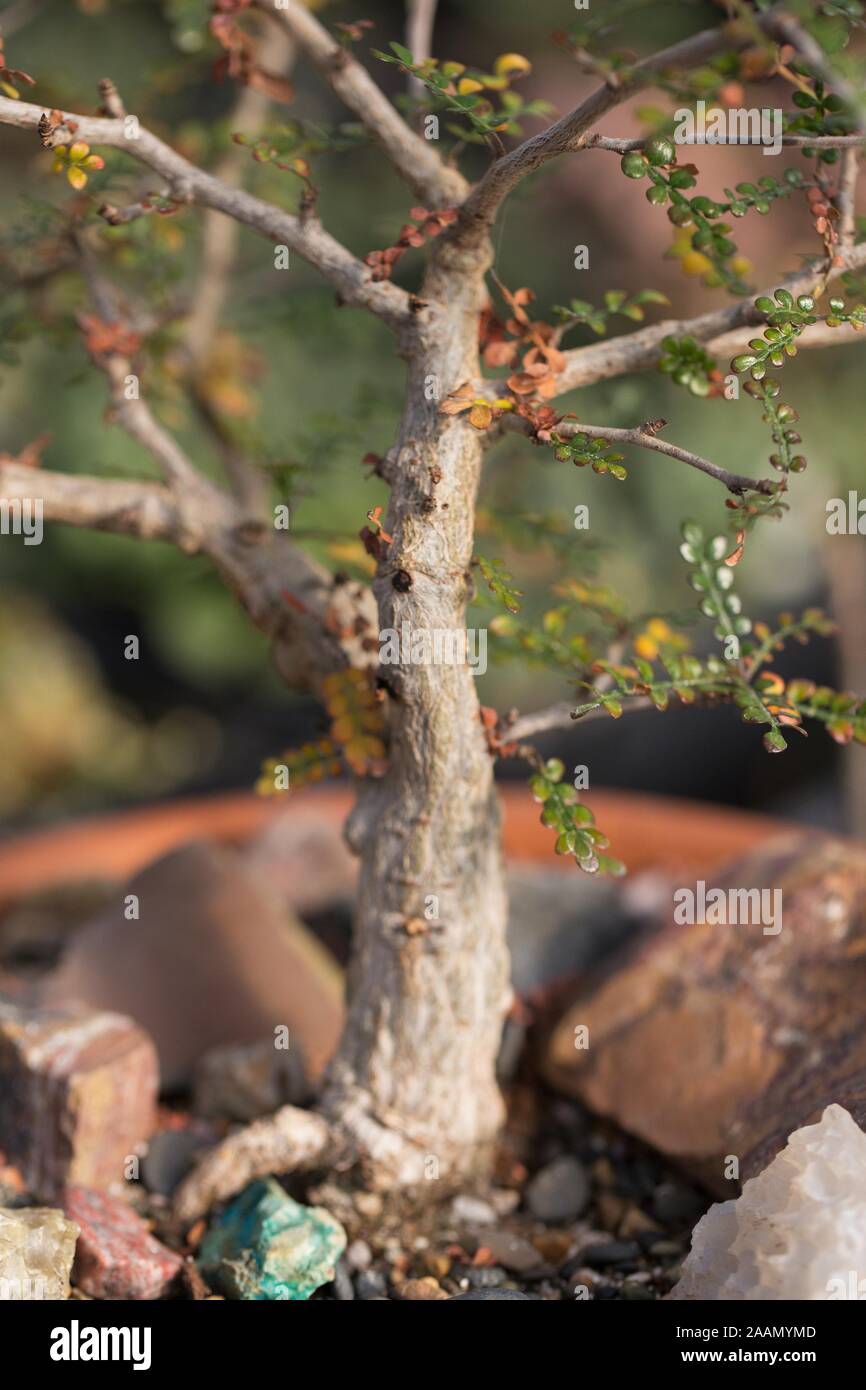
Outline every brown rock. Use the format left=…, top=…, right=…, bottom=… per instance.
left=400, top=1276, right=449, bottom=1300
left=193, top=1038, right=308, bottom=1121
left=0, top=1001, right=157, bottom=1198
left=242, top=811, right=357, bottom=916
left=42, top=842, right=344, bottom=1088
left=544, top=834, right=866, bottom=1190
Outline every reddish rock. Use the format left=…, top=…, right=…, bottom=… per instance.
left=42, top=841, right=344, bottom=1087
left=242, top=811, right=357, bottom=916
left=544, top=834, right=866, bottom=1191
left=0, top=1002, right=157, bottom=1199
left=64, top=1184, right=183, bottom=1300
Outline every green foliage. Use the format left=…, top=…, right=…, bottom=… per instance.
left=550, top=432, right=627, bottom=480
left=658, top=334, right=718, bottom=396
left=679, top=521, right=751, bottom=650
left=786, top=78, right=855, bottom=163
left=622, top=150, right=805, bottom=294
left=476, top=555, right=523, bottom=613
left=553, top=287, right=668, bottom=337
left=530, top=758, right=624, bottom=876
left=373, top=43, right=550, bottom=142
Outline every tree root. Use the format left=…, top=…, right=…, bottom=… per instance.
left=173, top=1105, right=337, bottom=1226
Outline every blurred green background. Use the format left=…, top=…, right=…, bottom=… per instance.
left=0, top=0, right=864, bottom=833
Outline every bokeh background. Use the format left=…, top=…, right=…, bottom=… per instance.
left=1, top=0, right=864, bottom=838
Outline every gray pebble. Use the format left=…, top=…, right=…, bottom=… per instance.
left=526, top=1156, right=589, bottom=1223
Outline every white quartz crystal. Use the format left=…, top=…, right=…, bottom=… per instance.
left=0, top=1206, right=78, bottom=1300
left=670, top=1104, right=866, bottom=1300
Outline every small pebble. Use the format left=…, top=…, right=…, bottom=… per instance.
left=483, top=1229, right=543, bottom=1274
left=400, top=1276, right=448, bottom=1301
left=346, top=1239, right=373, bottom=1271
left=526, top=1156, right=589, bottom=1224
left=332, top=1259, right=355, bottom=1301
left=466, top=1265, right=507, bottom=1290
left=141, top=1130, right=201, bottom=1197
left=580, top=1239, right=641, bottom=1267
left=356, top=1269, right=387, bottom=1300
left=450, top=1194, right=496, bottom=1226
left=450, top=1288, right=533, bottom=1300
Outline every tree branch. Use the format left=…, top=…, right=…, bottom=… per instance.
left=763, top=9, right=866, bottom=127
left=454, top=19, right=756, bottom=242
left=0, top=95, right=413, bottom=334
left=406, top=0, right=438, bottom=103
left=0, top=461, right=202, bottom=548
left=552, top=240, right=866, bottom=394
left=550, top=419, right=772, bottom=494
left=255, top=0, right=465, bottom=207
left=505, top=696, right=654, bottom=742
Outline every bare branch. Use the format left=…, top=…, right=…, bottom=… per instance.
left=0, top=461, right=202, bottom=548
left=0, top=95, right=413, bottom=333
left=184, top=20, right=296, bottom=373
left=506, top=696, right=653, bottom=742
left=255, top=0, right=465, bottom=206
left=585, top=133, right=866, bottom=152
left=406, top=0, right=438, bottom=103
left=552, top=419, right=771, bottom=494
left=838, top=146, right=860, bottom=251
left=552, top=240, right=866, bottom=395
left=455, top=20, right=756, bottom=241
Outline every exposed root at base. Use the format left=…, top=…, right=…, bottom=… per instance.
left=173, top=1094, right=499, bottom=1227
left=173, top=1105, right=337, bottom=1226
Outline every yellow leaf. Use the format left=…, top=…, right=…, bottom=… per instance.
left=67, top=167, right=88, bottom=190
left=494, top=52, right=531, bottom=77
left=457, top=77, right=485, bottom=95
left=68, top=141, right=90, bottom=162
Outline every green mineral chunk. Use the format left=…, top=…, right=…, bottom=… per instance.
left=198, top=1178, right=346, bottom=1300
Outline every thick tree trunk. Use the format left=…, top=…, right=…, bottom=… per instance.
left=320, top=236, right=511, bottom=1192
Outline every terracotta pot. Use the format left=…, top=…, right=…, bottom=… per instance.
left=0, top=786, right=790, bottom=909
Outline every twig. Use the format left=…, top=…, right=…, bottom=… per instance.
left=838, top=146, right=860, bottom=251
left=762, top=10, right=866, bottom=128
left=506, top=696, right=654, bottom=742
left=0, top=461, right=202, bottom=549
left=405, top=0, right=438, bottom=102
left=585, top=133, right=866, bottom=152
left=0, top=95, right=414, bottom=334
left=254, top=0, right=465, bottom=207
left=551, top=239, right=866, bottom=395
left=505, top=415, right=772, bottom=494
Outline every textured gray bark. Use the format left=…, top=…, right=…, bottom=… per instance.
left=321, top=234, right=511, bottom=1188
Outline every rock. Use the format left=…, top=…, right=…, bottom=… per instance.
left=526, top=1156, right=589, bottom=1223
left=400, top=1276, right=448, bottom=1300
left=506, top=866, right=635, bottom=996
left=0, top=1204, right=78, bottom=1299
left=346, top=1238, right=372, bottom=1271
left=242, top=810, right=357, bottom=917
left=193, top=1038, right=308, bottom=1122
left=331, top=1259, right=355, bottom=1301
left=355, top=1268, right=387, bottom=1300
left=64, top=1185, right=182, bottom=1300
left=141, top=1130, right=203, bottom=1198
left=42, top=842, right=344, bottom=1088
left=0, top=1001, right=157, bottom=1198
left=671, top=1105, right=866, bottom=1301
left=544, top=835, right=866, bottom=1190
left=482, top=1229, right=543, bottom=1274
left=197, top=1177, right=346, bottom=1301
left=579, top=1239, right=641, bottom=1267
left=450, top=1288, right=534, bottom=1300
left=450, top=1194, right=496, bottom=1226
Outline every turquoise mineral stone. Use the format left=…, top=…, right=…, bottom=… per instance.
left=198, top=1177, right=346, bottom=1300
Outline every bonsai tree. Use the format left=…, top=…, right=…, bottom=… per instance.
left=1, top=0, right=865, bottom=1222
